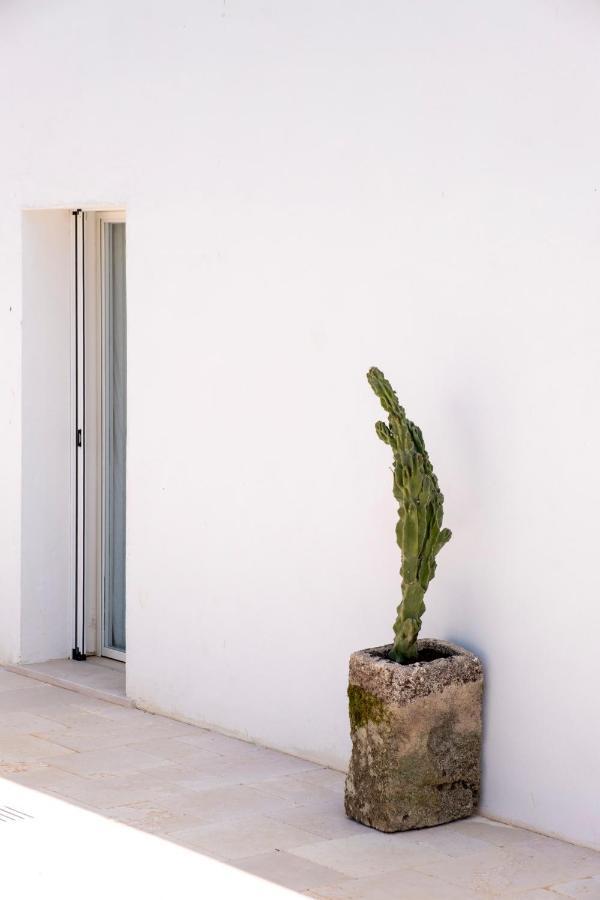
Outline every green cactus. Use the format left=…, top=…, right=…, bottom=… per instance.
left=367, top=367, right=452, bottom=664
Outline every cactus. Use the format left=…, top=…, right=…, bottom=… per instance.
left=367, top=367, right=452, bottom=663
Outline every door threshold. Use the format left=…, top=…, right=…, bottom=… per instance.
left=87, top=655, right=125, bottom=671
left=4, top=658, right=133, bottom=708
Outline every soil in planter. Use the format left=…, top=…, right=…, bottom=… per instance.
left=368, top=646, right=457, bottom=665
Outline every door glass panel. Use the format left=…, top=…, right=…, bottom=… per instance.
left=103, top=222, right=127, bottom=654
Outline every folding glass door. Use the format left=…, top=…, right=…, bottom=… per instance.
left=72, top=210, right=127, bottom=661
left=101, top=216, right=127, bottom=659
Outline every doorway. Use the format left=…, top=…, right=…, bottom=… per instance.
left=100, top=213, right=127, bottom=660
left=73, top=210, right=127, bottom=662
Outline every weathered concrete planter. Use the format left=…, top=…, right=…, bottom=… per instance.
left=345, top=638, right=483, bottom=832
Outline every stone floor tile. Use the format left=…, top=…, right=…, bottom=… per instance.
left=167, top=756, right=319, bottom=793
left=33, top=725, right=168, bottom=753
left=249, top=773, right=342, bottom=805
left=295, top=768, right=347, bottom=795
left=169, top=813, right=323, bottom=860
left=76, top=700, right=154, bottom=722
left=20, top=701, right=122, bottom=730
left=237, top=849, right=351, bottom=892
left=509, top=840, right=600, bottom=875
left=247, top=754, right=321, bottom=778
left=0, top=760, right=47, bottom=777
left=185, top=755, right=320, bottom=789
left=61, top=705, right=206, bottom=742
left=265, top=800, right=367, bottom=840
left=0, top=733, right=76, bottom=763
left=74, top=704, right=207, bottom=737
left=515, top=891, right=561, bottom=899
left=44, top=746, right=173, bottom=778
left=173, top=767, right=265, bottom=792
left=176, top=730, right=271, bottom=759
left=34, top=769, right=193, bottom=810
left=0, top=670, right=47, bottom=692
left=0, top=711, right=69, bottom=734
left=414, top=821, right=499, bottom=858
left=305, top=868, right=489, bottom=898
left=164, top=783, right=295, bottom=822
left=454, top=819, right=562, bottom=849
left=3, top=763, right=95, bottom=794
left=36, top=704, right=149, bottom=734
left=32, top=705, right=122, bottom=730
left=124, top=736, right=224, bottom=763
left=551, top=874, right=600, bottom=896
left=144, top=758, right=238, bottom=789
left=104, top=800, right=206, bottom=835
left=407, top=845, right=521, bottom=892
left=119, top=716, right=207, bottom=739
left=306, top=885, right=357, bottom=899
left=179, top=731, right=320, bottom=777
left=289, top=832, right=450, bottom=879
left=412, top=841, right=600, bottom=895
left=181, top=728, right=321, bottom=772
left=0, top=685, right=73, bottom=713
left=244, top=747, right=322, bottom=770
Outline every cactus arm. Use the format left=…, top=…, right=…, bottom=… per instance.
left=367, top=367, right=452, bottom=663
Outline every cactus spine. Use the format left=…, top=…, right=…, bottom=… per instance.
left=367, top=368, right=452, bottom=664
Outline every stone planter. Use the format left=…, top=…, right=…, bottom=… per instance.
left=345, top=638, right=483, bottom=832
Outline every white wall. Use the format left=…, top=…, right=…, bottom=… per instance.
left=21, top=211, right=73, bottom=662
left=1, top=0, right=599, bottom=849
left=0, top=209, right=22, bottom=664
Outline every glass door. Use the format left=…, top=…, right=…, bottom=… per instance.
left=101, top=216, right=127, bottom=659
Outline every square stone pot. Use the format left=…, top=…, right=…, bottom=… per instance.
left=345, top=638, right=483, bottom=832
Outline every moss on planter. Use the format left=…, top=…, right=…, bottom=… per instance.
left=348, top=683, right=389, bottom=730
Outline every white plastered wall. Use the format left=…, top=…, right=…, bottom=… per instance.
left=0, top=0, right=599, bottom=849
left=20, top=211, right=73, bottom=662
left=0, top=208, right=22, bottom=664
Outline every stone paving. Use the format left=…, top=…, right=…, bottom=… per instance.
left=1, top=667, right=599, bottom=898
